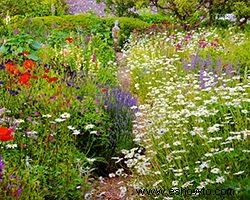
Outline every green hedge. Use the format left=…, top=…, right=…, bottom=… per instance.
left=1, top=14, right=150, bottom=46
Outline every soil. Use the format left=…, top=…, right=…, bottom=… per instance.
left=91, top=52, right=134, bottom=200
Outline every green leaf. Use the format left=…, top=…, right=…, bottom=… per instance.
left=29, top=41, right=42, bottom=50
left=0, top=44, right=9, bottom=54
left=27, top=53, right=39, bottom=61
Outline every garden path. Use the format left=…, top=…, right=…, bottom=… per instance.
left=92, top=52, right=134, bottom=200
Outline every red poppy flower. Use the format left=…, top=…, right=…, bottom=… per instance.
left=65, top=37, right=73, bottom=43
left=47, top=77, right=58, bottom=83
left=0, top=127, right=14, bottom=141
left=44, top=69, right=50, bottom=73
left=101, top=88, right=107, bottom=93
left=23, top=51, right=29, bottom=56
left=23, top=59, right=35, bottom=70
left=18, top=72, right=31, bottom=86
left=42, top=74, right=49, bottom=79
left=5, top=62, right=20, bottom=75
left=31, top=75, right=38, bottom=80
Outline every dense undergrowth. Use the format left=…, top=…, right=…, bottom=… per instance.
left=120, top=26, right=250, bottom=199
left=0, top=21, right=138, bottom=198
left=0, top=10, right=249, bottom=199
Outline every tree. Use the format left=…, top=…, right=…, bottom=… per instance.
left=96, top=0, right=137, bottom=17
left=97, top=0, right=249, bottom=28
left=0, top=0, right=69, bottom=18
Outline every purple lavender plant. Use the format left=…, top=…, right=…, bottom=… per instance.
left=182, top=52, right=239, bottom=89
left=0, top=156, right=22, bottom=198
left=101, top=88, right=138, bottom=151
left=0, top=156, right=4, bottom=182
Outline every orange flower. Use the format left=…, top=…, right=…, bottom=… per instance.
left=23, top=59, right=35, bottom=70
left=42, top=74, right=49, bottom=79
left=101, top=88, right=107, bottom=93
left=47, top=77, right=58, bottom=83
left=31, top=75, right=38, bottom=80
left=18, top=72, right=31, bottom=86
left=5, top=62, right=20, bottom=76
left=23, top=51, right=29, bottom=56
left=0, top=127, right=14, bottom=141
left=65, top=37, right=73, bottom=43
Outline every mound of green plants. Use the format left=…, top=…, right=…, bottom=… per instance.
left=0, top=26, right=138, bottom=198
left=0, top=13, right=150, bottom=48
left=120, top=26, right=250, bottom=199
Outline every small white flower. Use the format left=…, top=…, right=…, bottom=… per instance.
left=211, top=168, right=220, bottom=174
left=6, top=144, right=17, bottom=149
left=233, top=171, right=244, bottom=176
left=216, top=176, right=225, bottom=184
left=86, top=158, right=96, bottom=164
left=172, top=180, right=179, bottom=187
left=119, top=186, right=127, bottom=198
left=241, top=110, right=248, bottom=114
left=26, top=131, right=38, bottom=136
left=174, top=173, right=183, bottom=177
left=42, top=114, right=52, bottom=118
left=15, top=119, right=25, bottom=124
left=130, top=106, right=138, bottom=110
left=109, top=173, right=116, bottom=178
left=55, top=118, right=66, bottom=122
left=85, top=124, right=95, bottom=130
left=90, top=130, right=97, bottom=135
left=84, top=192, right=92, bottom=200
left=72, top=130, right=81, bottom=135
left=223, top=147, right=234, bottom=152
left=153, top=180, right=163, bottom=187
left=200, top=161, right=210, bottom=169
left=67, top=126, right=75, bottom=130
left=173, top=141, right=181, bottom=146
left=116, top=168, right=124, bottom=176
left=60, top=112, right=70, bottom=119
left=182, top=180, right=194, bottom=188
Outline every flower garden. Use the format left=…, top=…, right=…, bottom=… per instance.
left=0, top=1, right=250, bottom=199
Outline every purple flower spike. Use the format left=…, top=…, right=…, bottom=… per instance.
left=0, top=156, right=4, bottom=182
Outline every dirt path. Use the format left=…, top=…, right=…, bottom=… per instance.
left=116, top=52, right=132, bottom=91
left=91, top=52, right=134, bottom=200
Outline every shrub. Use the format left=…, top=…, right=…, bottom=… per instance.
left=1, top=13, right=150, bottom=48
left=0, top=0, right=69, bottom=18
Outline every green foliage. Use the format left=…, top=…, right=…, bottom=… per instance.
left=2, top=14, right=149, bottom=48
left=122, top=26, right=250, bottom=199
left=0, top=0, right=69, bottom=17
left=96, top=0, right=137, bottom=17
left=0, top=24, right=123, bottom=197
left=97, top=0, right=249, bottom=28
left=232, top=0, right=250, bottom=20
left=137, top=9, right=175, bottom=24
left=0, top=33, right=42, bottom=61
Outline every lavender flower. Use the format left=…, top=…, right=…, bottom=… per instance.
left=0, top=64, right=5, bottom=70
left=13, top=28, right=19, bottom=35
left=0, top=156, right=4, bottom=182
left=101, top=88, right=138, bottom=150
left=9, top=89, right=19, bottom=96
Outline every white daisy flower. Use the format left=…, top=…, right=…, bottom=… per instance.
left=6, top=144, right=17, bottom=149
left=90, top=130, right=97, bottom=135
left=60, top=112, right=70, bottom=119
left=55, top=118, right=66, bottom=122
left=85, top=124, right=95, bottom=130
left=211, top=168, right=220, bottom=174
left=215, top=176, right=225, bottom=184
left=72, top=130, right=81, bottom=135
left=67, top=126, right=75, bottom=130
left=42, top=114, right=52, bottom=118
left=233, top=171, right=244, bottom=175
